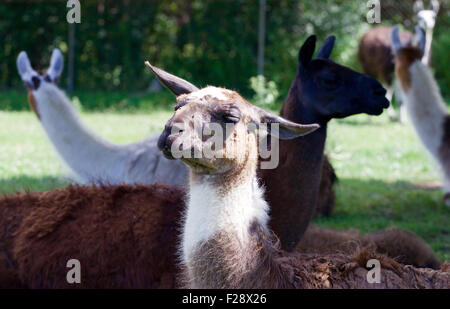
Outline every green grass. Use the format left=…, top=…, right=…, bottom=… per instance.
left=0, top=99, right=449, bottom=261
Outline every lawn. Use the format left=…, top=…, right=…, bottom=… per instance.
left=0, top=98, right=449, bottom=261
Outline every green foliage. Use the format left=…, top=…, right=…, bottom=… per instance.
left=432, top=21, right=450, bottom=99
left=249, top=75, right=279, bottom=106
left=0, top=0, right=448, bottom=104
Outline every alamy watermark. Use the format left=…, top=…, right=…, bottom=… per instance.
left=366, top=259, right=381, bottom=284
left=66, top=0, right=81, bottom=24
left=366, top=0, right=381, bottom=24
left=66, top=259, right=81, bottom=284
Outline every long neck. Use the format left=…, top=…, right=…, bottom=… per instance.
left=31, top=84, right=128, bottom=183
left=182, top=170, right=291, bottom=288
left=260, top=80, right=328, bottom=251
left=422, top=28, right=434, bottom=65
left=401, top=61, right=446, bottom=157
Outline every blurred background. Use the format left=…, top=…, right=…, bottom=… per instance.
left=0, top=0, right=448, bottom=110
left=0, top=0, right=448, bottom=260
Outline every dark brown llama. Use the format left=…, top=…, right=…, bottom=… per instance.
left=259, top=35, right=389, bottom=251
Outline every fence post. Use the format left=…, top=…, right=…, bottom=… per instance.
left=257, top=0, right=266, bottom=76
left=67, top=22, right=75, bottom=93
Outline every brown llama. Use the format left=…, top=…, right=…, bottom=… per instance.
left=259, top=35, right=389, bottom=250
left=297, top=226, right=441, bottom=270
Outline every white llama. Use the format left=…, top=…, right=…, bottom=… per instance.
left=392, top=25, right=450, bottom=206
left=16, top=49, right=188, bottom=186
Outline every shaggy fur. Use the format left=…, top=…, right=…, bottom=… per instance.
left=0, top=185, right=443, bottom=288
left=297, top=226, right=441, bottom=269
left=184, top=219, right=449, bottom=289
left=0, top=185, right=184, bottom=288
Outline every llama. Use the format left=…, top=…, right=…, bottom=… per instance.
left=16, top=49, right=188, bottom=186
left=391, top=25, right=450, bottom=206
left=358, top=0, right=440, bottom=122
left=0, top=65, right=444, bottom=289
left=153, top=82, right=448, bottom=289
left=259, top=35, right=389, bottom=250
left=414, top=0, right=440, bottom=65
left=297, top=226, right=441, bottom=270
left=16, top=48, right=336, bottom=218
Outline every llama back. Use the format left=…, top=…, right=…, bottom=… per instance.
left=1, top=184, right=185, bottom=288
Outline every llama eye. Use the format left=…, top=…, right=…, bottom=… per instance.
left=174, top=101, right=188, bottom=111
left=221, top=113, right=240, bottom=124
left=321, top=76, right=339, bottom=89
left=214, top=105, right=242, bottom=124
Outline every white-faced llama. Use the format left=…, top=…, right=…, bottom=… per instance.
left=392, top=25, right=450, bottom=206
left=16, top=49, right=188, bottom=186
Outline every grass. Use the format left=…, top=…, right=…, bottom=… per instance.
left=0, top=91, right=449, bottom=261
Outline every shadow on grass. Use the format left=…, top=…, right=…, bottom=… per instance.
left=314, top=177, right=450, bottom=260
left=0, top=175, right=69, bottom=195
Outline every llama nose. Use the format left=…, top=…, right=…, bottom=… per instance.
left=157, top=130, right=170, bottom=152
left=373, top=85, right=386, bottom=97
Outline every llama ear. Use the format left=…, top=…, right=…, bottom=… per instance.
left=256, top=108, right=320, bottom=140
left=431, top=0, right=439, bottom=14
left=414, top=0, right=424, bottom=13
left=298, top=35, right=316, bottom=68
left=46, top=49, right=64, bottom=82
left=391, top=26, right=403, bottom=55
left=17, top=51, right=38, bottom=84
left=413, top=25, right=426, bottom=54
left=316, top=35, right=335, bottom=59
left=145, top=61, right=199, bottom=96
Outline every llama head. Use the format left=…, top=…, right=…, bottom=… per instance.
left=17, top=49, right=63, bottom=90
left=146, top=63, right=319, bottom=177
left=392, top=25, right=426, bottom=91
left=17, top=49, right=64, bottom=118
left=414, top=0, right=440, bottom=30
left=294, top=35, right=389, bottom=122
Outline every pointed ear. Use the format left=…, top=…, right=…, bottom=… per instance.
left=17, top=51, right=37, bottom=83
left=413, top=25, right=426, bottom=54
left=46, top=49, right=64, bottom=82
left=431, top=0, right=440, bottom=14
left=145, top=61, right=199, bottom=96
left=414, top=0, right=424, bottom=13
left=298, top=35, right=316, bottom=68
left=391, top=26, right=403, bottom=55
left=256, top=107, right=319, bottom=139
left=316, top=36, right=335, bottom=59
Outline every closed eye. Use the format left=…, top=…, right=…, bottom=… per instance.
left=320, top=76, right=339, bottom=90
left=214, top=105, right=242, bottom=124
left=174, top=101, right=188, bottom=111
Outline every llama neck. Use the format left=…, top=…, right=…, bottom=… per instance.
left=31, top=83, right=128, bottom=183
left=402, top=61, right=446, bottom=157
left=422, top=28, right=433, bottom=65
left=182, top=172, right=286, bottom=288
left=260, top=81, right=327, bottom=251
